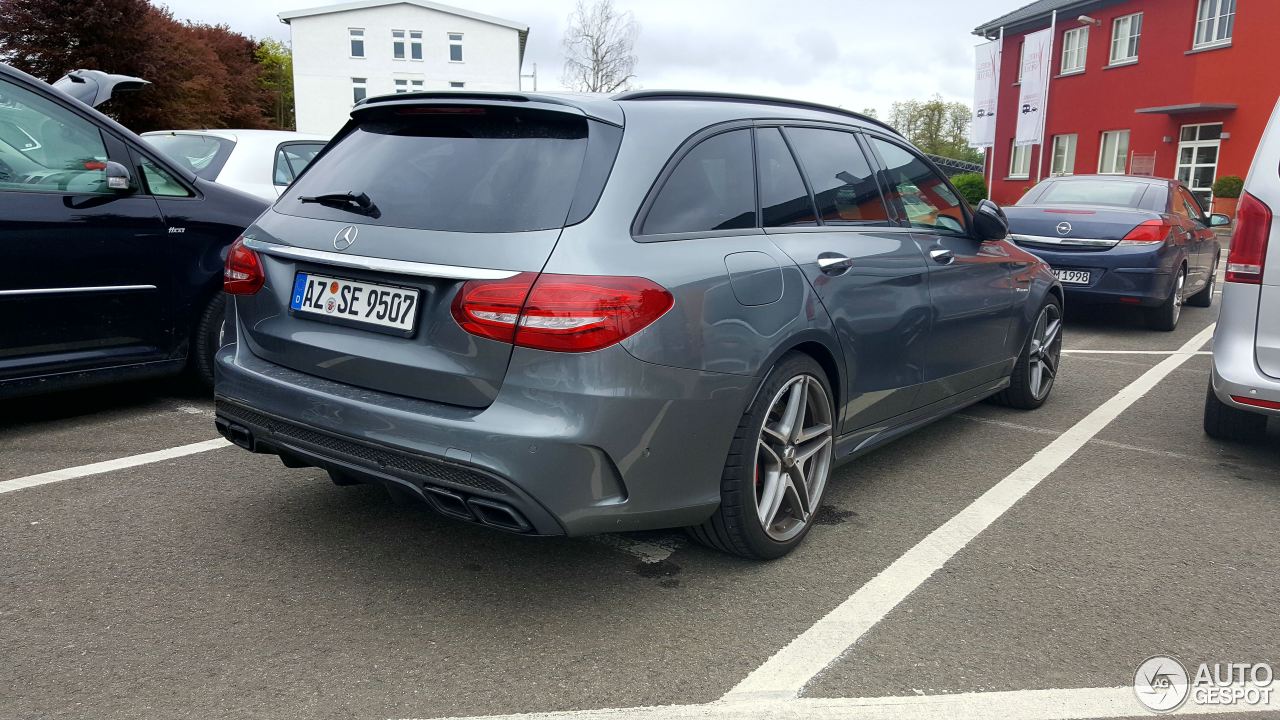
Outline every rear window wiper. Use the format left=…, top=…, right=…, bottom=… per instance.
left=297, top=191, right=380, bottom=217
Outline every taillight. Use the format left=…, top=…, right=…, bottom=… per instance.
left=451, top=273, right=674, bottom=353
left=1226, top=192, right=1272, bottom=284
left=224, top=237, right=265, bottom=295
left=1119, top=219, right=1173, bottom=244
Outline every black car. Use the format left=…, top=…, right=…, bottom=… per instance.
left=0, top=63, right=267, bottom=399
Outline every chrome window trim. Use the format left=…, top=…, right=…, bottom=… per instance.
left=242, top=239, right=518, bottom=280
left=1011, top=233, right=1117, bottom=248
left=0, top=285, right=157, bottom=296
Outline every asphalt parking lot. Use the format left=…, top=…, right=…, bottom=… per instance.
left=3, top=294, right=1278, bottom=720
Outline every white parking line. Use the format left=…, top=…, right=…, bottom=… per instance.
left=405, top=684, right=1275, bottom=719
left=722, top=322, right=1217, bottom=703
left=0, top=438, right=231, bottom=495
left=1062, top=350, right=1212, bottom=355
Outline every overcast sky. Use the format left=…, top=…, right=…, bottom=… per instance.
left=156, top=0, right=1017, bottom=118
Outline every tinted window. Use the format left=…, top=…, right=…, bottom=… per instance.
left=869, top=137, right=966, bottom=235
left=279, top=107, right=590, bottom=233
left=1178, top=187, right=1206, bottom=220
left=756, top=128, right=815, bottom=227
left=274, top=142, right=325, bottom=186
left=140, top=156, right=192, bottom=197
left=144, top=133, right=235, bottom=181
left=1027, top=179, right=1151, bottom=208
left=642, top=129, right=755, bottom=235
left=0, top=77, right=111, bottom=194
left=787, top=128, right=888, bottom=224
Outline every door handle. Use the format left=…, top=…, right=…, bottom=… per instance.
left=929, top=248, right=955, bottom=265
left=817, top=253, right=853, bottom=275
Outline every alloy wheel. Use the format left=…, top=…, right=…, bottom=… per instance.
left=1028, top=303, right=1063, bottom=401
left=754, top=375, right=834, bottom=542
left=1172, top=271, right=1186, bottom=325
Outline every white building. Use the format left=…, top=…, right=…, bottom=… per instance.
left=280, top=0, right=529, bottom=135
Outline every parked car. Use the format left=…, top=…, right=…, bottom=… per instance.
left=1004, top=175, right=1227, bottom=330
left=143, top=129, right=327, bottom=202
left=0, top=62, right=268, bottom=399
left=213, top=91, right=1062, bottom=559
left=1205, top=99, right=1280, bottom=442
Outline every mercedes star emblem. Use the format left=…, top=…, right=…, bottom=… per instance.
left=333, top=225, right=359, bottom=251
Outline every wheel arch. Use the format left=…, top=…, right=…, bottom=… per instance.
left=750, top=331, right=844, bottom=415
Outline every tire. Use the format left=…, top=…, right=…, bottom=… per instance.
left=190, top=292, right=226, bottom=390
left=1145, top=266, right=1186, bottom=331
left=1203, top=382, right=1267, bottom=442
left=688, top=353, right=835, bottom=560
left=991, top=295, right=1063, bottom=410
left=1186, top=257, right=1218, bottom=308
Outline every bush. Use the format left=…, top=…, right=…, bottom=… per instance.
left=1212, top=175, right=1243, bottom=199
left=952, top=173, right=988, bottom=205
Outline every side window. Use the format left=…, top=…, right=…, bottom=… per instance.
left=786, top=127, right=888, bottom=225
left=274, top=143, right=324, bottom=186
left=1179, top=187, right=1206, bottom=222
left=869, top=137, right=967, bottom=236
left=139, top=157, right=192, bottom=197
left=641, top=129, right=755, bottom=235
left=0, top=77, right=111, bottom=194
left=755, top=127, right=816, bottom=227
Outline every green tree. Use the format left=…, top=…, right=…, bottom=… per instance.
left=889, top=94, right=982, bottom=165
left=256, top=38, right=294, bottom=130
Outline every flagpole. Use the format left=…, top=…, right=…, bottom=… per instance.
left=1037, top=10, right=1057, bottom=182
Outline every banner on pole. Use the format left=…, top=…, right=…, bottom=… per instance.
left=969, top=40, right=1001, bottom=148
left=1015, top=28, right=1053, bottom=147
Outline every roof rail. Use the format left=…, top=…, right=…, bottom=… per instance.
left=612, top=90, right=897, bottom=134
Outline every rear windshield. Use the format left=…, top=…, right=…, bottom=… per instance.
left=144, top=133, right=235, bottom=181
left=276, top=106, right=590, bottom=233
left=1024, top=179, right=1153, bottom=208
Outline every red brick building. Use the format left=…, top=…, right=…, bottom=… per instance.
left=975, top=0, right=1280, bottom=212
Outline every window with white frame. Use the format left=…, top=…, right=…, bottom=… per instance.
left=1098, top=130, right=1130, bottom=174
left=1009, top=142, right=1031, bottom=179
left=449, top=33, right=464, bottom=62
left=1061, top=27, right=1088, bottom=73
left=1194, top=0, right=1235, bottom=48
left=349, top=28, right=365, bottom=58
left=449, top=81, right=465, bottom=88
left=1017, top=40, right=1025, bottom=82
left=351, top=77, right=367, bottom=104
left=394, top=78, right=408, bottom=93
left=1110, top=13, right=1142, bottom=64
left=411, top=79, right=424, bottom=90
left=392, top=29, right=406, bottom=60
left=1050, top=134, right=1077, bottom=175
left=410, top=30, right=423, bottom=60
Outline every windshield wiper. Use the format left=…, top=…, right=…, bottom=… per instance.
left=297, top=191, right=380, bottom=217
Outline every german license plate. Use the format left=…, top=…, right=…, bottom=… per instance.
left=290, top=272, right=419, bottom=334
left=1052, top=269, right=1092, bottom=285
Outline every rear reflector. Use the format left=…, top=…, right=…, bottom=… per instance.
left=1120, top=219, right=1173, bottom=244
left=451, top=273, right=673, bottom=353
left=1231, top=395, right=1280, bottom=410
left=1225, top=192, right=1271, bottom=284
left=224, top=237, right=265, bottom=295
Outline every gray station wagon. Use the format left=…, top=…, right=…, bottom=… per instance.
left=214, top=91, right=1062, bottom=559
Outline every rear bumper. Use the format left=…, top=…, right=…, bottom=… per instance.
left=1211, top=283, right=1280, bottom=417
left=1014, top=244, right=1178, bottom=306
left=214, top=340, right=755, bottom=536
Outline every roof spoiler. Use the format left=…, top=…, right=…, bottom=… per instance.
left=53, top=69, right=150, bottom=108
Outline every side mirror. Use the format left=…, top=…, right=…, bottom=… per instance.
left=972, top=198, right=1009, bottom=241
left=1209, top=213, right=1232, bottom=227
left=104, top=160, right=134, bottom=192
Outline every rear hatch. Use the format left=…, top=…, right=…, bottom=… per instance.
left=235, top=98, right=621, bottom=407
left=1006, top=178, right=1165, bottom=251
left=1005, top=204, right=1163, bottom=251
